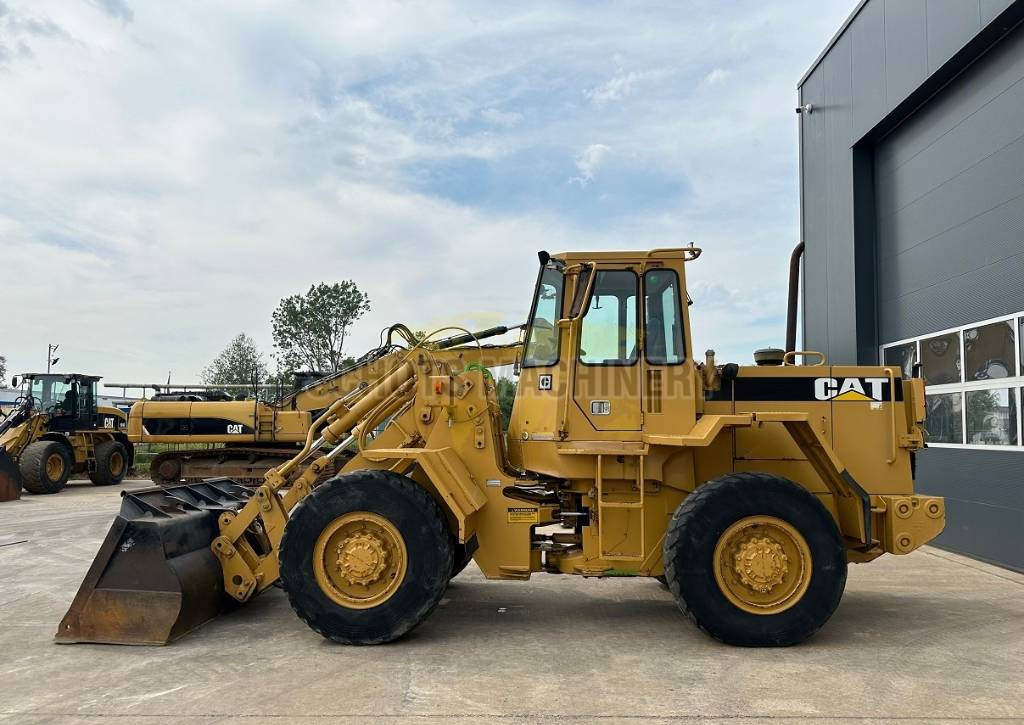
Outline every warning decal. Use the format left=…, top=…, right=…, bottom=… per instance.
left=507, top=507, right=539, bottom=524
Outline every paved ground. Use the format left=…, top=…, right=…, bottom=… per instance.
left=1, top=482, right=1022, bottom=724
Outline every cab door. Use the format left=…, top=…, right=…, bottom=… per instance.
left=573, top=267, right=643, bottom=431
left=639, top=264, right=696, bottom=437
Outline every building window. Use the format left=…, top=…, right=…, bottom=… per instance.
left=925, top=392, right=963, bottom=444
left=966, top=388, right=1018, bottom=446
left=881, top=312, right=1024, bottom=451
left=920, top=331, right=960, bottom=385
left=883, top=342, right=917, bottom=379
left=964, top=320, right=1015, bottom=380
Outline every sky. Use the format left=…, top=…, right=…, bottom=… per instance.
left=0, top=0, right=856, bottom=386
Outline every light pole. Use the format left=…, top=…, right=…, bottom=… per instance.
left=47, top=344, right=60, bottom=373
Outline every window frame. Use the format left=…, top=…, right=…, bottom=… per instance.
left=880, top=310, right=1024, bottom=452
left=578, top=268, right=641, bottom=368
left=521, top=264, right=565, bottom=370
left=642, top=267, right=687, bottom=366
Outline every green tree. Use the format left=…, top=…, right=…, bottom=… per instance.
left=0, top=355, right=6, bottom=384
left=496, top=377, right=517, bottom=431
left=272, top=281, right=370, bottom=372
left=202, top=334, right=269, bottom=394
left=262, top=366, right=295, bottom=400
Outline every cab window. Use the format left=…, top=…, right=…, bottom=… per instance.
left=523, top=266, right=564, bottom=367
left=580, top=270, right=638, bottom=366
left=31, top=378, right=72, bottom=412
left=644, top=269, right=685, bottom=364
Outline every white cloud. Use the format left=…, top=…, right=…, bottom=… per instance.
left=0, top=0, right=859, bottom=381
left=585, top=70, right=642, bottom=105
left=569, top=143, right=610, bottom=187
left=480, top=107, right=523, bottom=128
left=703, top=67, right=730, bottom=85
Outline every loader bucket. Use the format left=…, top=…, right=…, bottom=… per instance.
left=55, top=479, right=252, bottom=645
left=0, top=449, right=22, bottom=502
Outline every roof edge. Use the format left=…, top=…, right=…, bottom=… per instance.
left=797, top=0, right=870, bottom=88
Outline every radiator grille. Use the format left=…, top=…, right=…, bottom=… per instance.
left=646, top=370, right=663, bottom=413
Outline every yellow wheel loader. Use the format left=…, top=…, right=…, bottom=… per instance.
left=124, top=324, right=522, bottom=486
left=0, top=373, right=132, bottom=498
left=58, top=247, right=945, bottom=647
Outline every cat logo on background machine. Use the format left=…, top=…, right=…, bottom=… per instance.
left=814, top=377, right=889, bottom=402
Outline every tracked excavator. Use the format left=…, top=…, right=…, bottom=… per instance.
left=58, top=247, right=946, bottom=647
left=125, top=324, right=522, bottom=486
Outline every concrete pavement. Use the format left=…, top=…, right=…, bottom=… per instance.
left=1, top=481, right=1022, bottom=724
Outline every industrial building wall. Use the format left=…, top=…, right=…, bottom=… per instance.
left=798, top=0, right=1018, bottom=364
left=873, top=20, right=1024, bottom=572
left=799, top=0, right=1024, bottom=571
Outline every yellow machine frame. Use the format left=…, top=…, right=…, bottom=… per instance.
left=57, top=247, right=946, bottom=647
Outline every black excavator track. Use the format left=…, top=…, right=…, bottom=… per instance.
left=149, top=446, right=349, bottom=487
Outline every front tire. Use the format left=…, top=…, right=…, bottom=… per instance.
left=664, top=472, right=847, bottom=646
left=89, top=440, right=128, bottom=486
left=279, top=469, right=453, bottom=645
left=20, top=440, right=72, bottom=495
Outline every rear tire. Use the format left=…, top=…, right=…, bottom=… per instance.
left=89, top=440, right=128, bottom=486
left=664, top=472, right=847, bottom=646
left=280, top=469, right=453, bottom=645
left=20, top=440, right=72, bottom=495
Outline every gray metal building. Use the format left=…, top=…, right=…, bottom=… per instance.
left=798, top=0, right=1024, bottom=571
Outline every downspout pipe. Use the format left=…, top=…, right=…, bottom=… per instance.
left=785, top=241, right=805, bottom=353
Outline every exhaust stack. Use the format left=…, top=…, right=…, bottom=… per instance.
left=785, top=241, right=805, bottom=353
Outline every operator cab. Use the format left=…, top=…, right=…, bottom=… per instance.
left=12, top=373, right=102, bottom=432
left=511, top=248, right=699, bottom=464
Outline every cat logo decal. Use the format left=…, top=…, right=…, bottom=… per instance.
left=813, top=377, right=888, bottom=402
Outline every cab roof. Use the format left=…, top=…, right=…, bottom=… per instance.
left=20, top=373, right=102, bottom=382
left=551, top=248, right=697, bottom=263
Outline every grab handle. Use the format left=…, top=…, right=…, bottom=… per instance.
left=783, top=350, right=826, bottom=366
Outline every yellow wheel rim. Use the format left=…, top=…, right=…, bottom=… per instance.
left=45, top=453, right=66, bottom=482
left=313, top=511, right=407, bottom=610
left=713, top=515, right=812, bottom=615
left=109, top=451, right=125, bottom=477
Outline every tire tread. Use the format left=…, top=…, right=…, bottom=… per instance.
left=280, top=469, right=453, bottom=645
left=663, top=472, right=847, bottom=646
left=20, top=440, right=71, bottom=495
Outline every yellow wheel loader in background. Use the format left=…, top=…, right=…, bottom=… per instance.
left=57, top=247, right=945, bottom=647
left=122, top=324, right=522, bottom=486
left=0, top=373, right=132, bottom=499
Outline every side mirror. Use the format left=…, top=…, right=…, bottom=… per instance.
left=560, top=263, right=596, bottom=324
left=10, top=377, right=18, bottom=388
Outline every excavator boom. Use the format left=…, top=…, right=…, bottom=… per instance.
left=129, top=323, right=522, bottom=485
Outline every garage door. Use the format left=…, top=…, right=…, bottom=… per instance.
left=874, top=20, right=1024, bottom=343
left=873, top=20, right=1024, bottom=573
